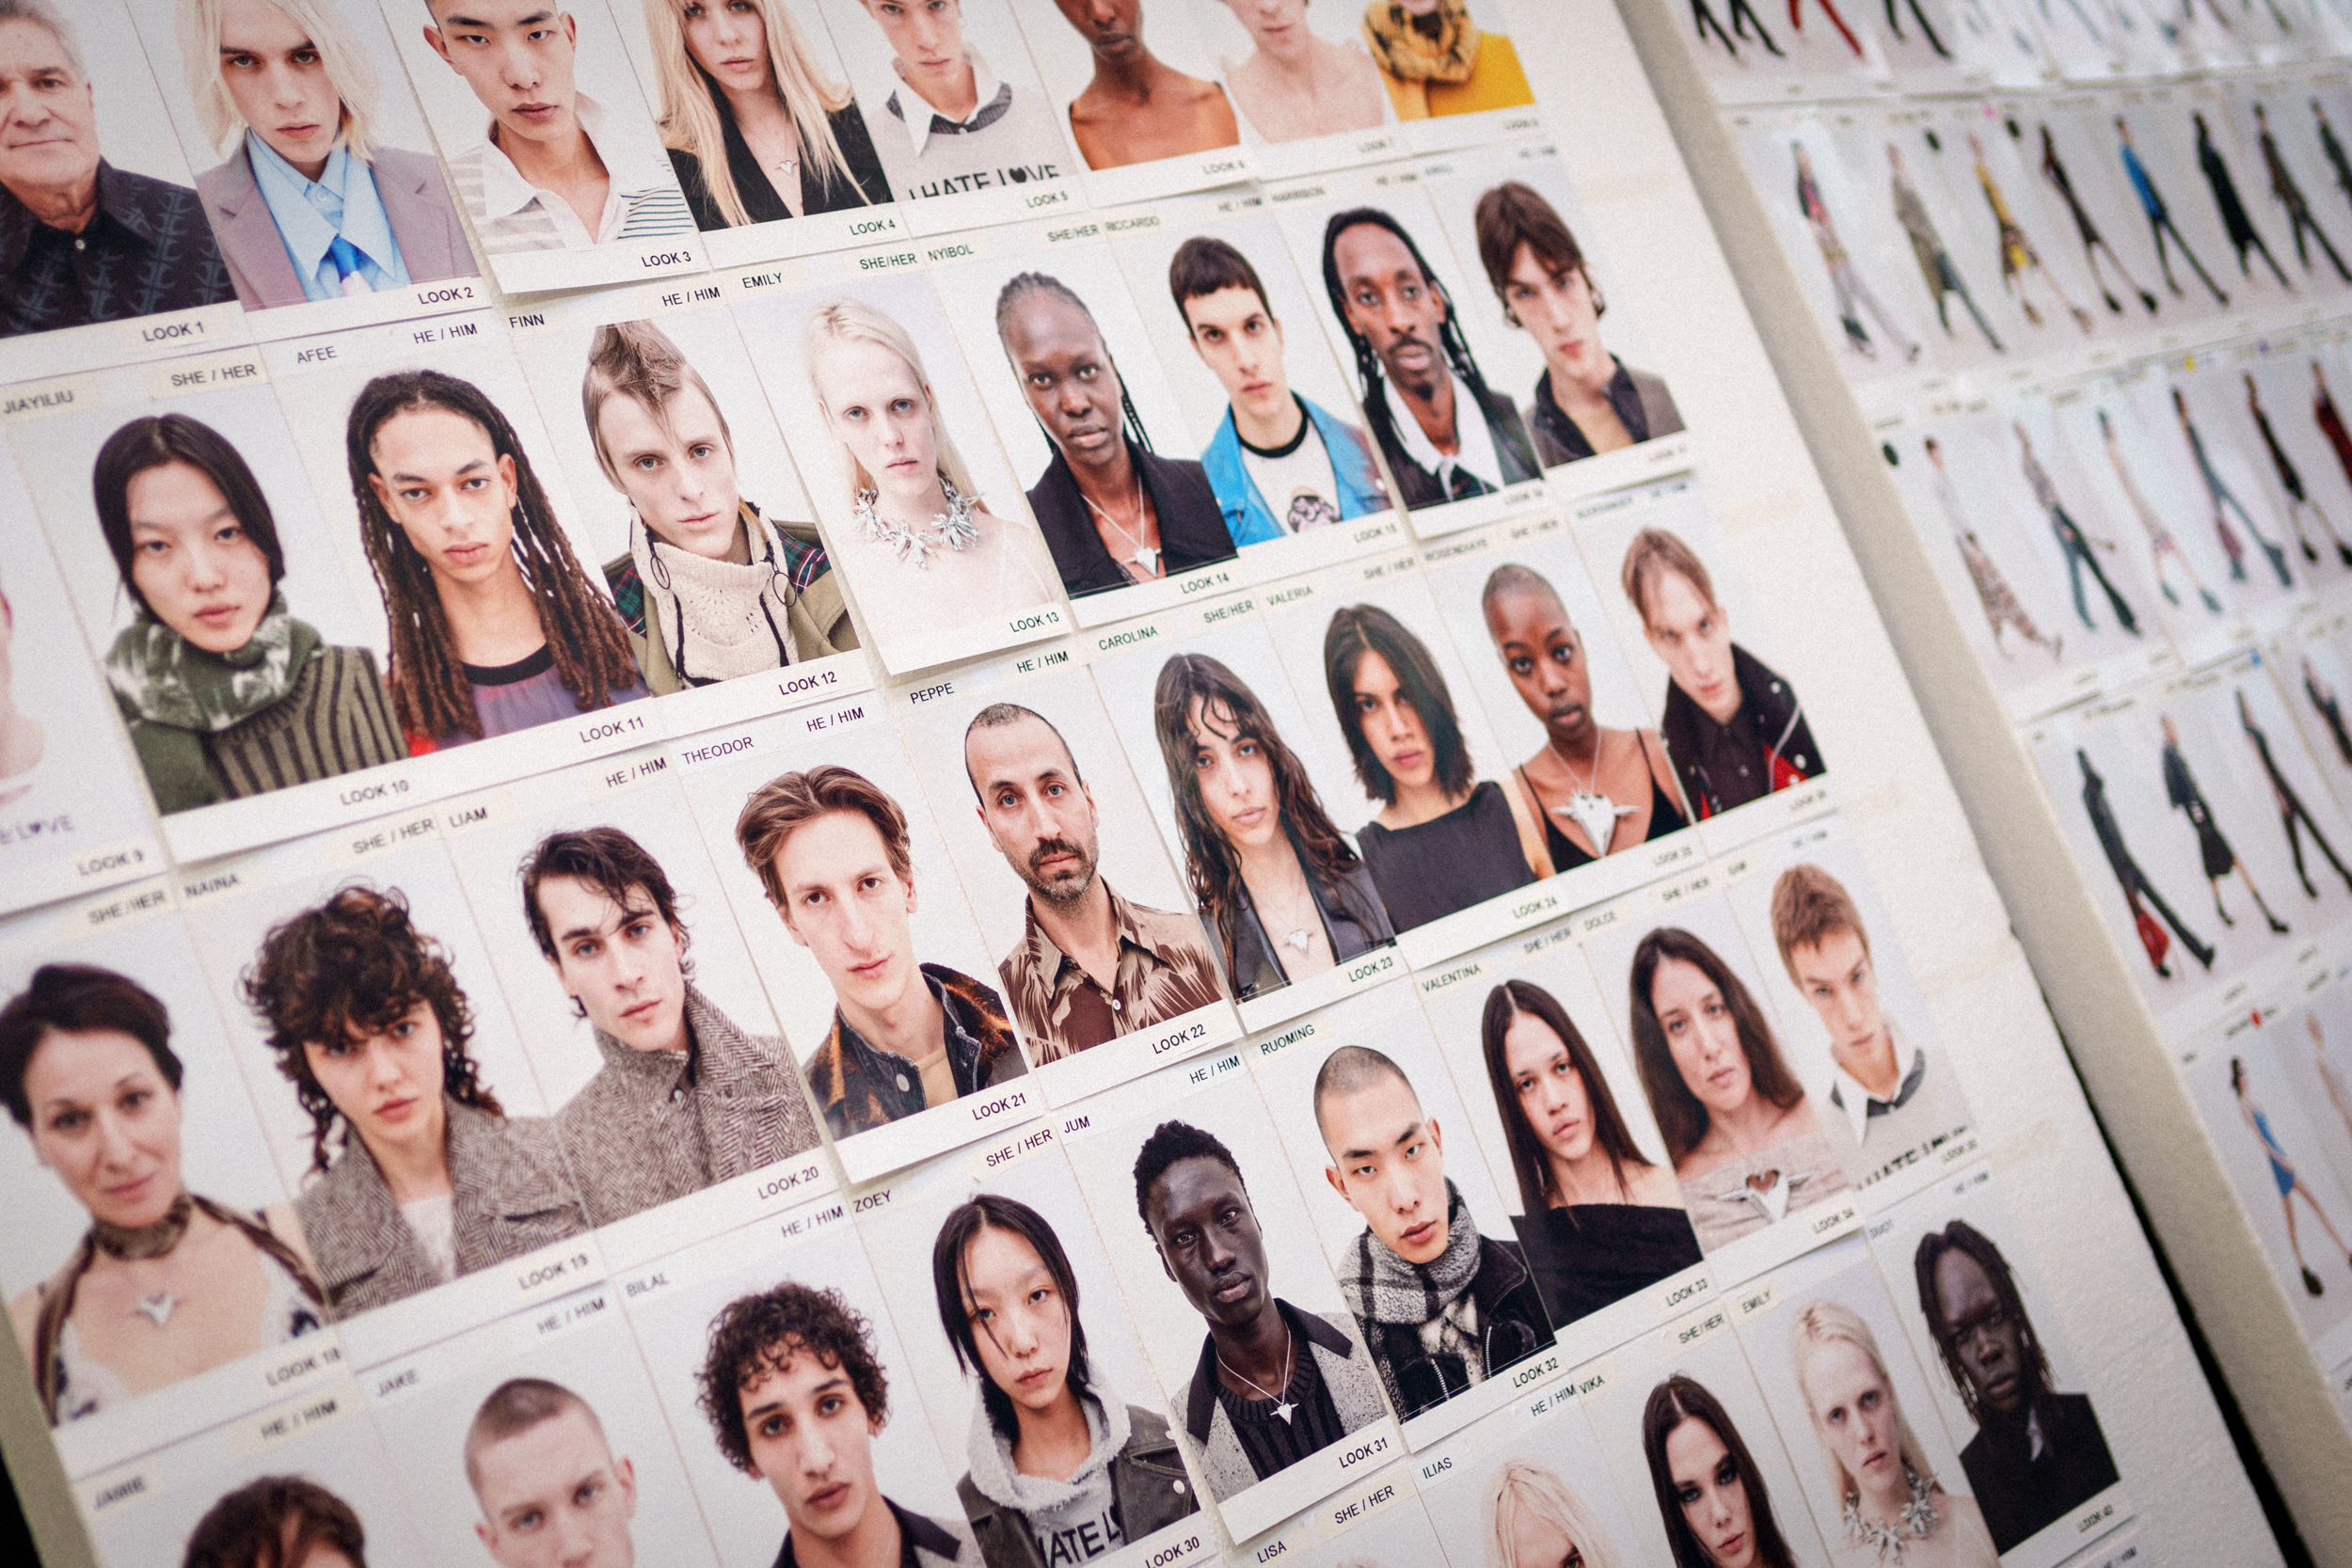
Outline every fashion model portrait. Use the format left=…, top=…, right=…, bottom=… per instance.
left=1152, top=653, right=1394, bottom=1002
left=930, top=1193, right=1199, bottom=1566
left=466, top=1378, right=642, bottom=1568
left=1628, top=924, right=1851, bottom=1249
left=1358, top=0, right=1532, bottom=119
left=734, top=764, right=1026, bottom=1141
left=801, top=293, right=1060, bottom=649
left=1206, top=0, right=1391, bottom=147
left=1, top=964, right=324, bottom=1427
left=1166, top=235, right=1389, bottom=545
left=1479, top=1457, right=1632, bottom=1568
left=582, top=319, right=855, bottom=694
left=2231, top=1056, right=2352, bottom=1297
left=1470, top=181, right=1684, bottom=467
left=641, top=0, right=889, bottom=229
left=1043, top=0, right=1239, bottom=171
left=172, top=0, right=472, bottom=310
left=1641, top=1373, right=1803, bottom=1568
left=241, top=885, right=589, bottom=1318
left=90, top=412, right=404, bottom=814
left=1912, top=1219, right=2118, bottom=1554
left=963, top=702, right=1225, bottom=1059
left=345, top=368, right=651, bottom=753
left=1322, top=601, right=1545, bottom=931
left=180, top=1475, right=373, bottom=1568
left=831, top=0, right=1067, bottom=205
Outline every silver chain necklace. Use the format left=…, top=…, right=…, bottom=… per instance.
left=1546, top=735, right=1634, bottom=854
left=1216, top=1321, right=1296, bottom=1422
left=853, top=473, right=980, bottom=566
left=1083, top=473, right=1160, bottom=578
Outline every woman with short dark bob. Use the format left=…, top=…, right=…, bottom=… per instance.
left=1479, top=978, right=1698, bottom=1326
left=932, top=1194, right=1197, bottom=1566
left=183, top=1474, right=368, bottom=1568
left=1323, top=602, right=1547, bottom=932
left=2, top=965, right=323, bottom=1427
left=1629, top=927, right=1849, bottom=1250
left=1153, top=652, right=1393, bottom=1001
left=1642, top=1373, right=1800, bottom=1568
left=93, top=413, right=404, bottom=814
left=241, top=886, right=586, bottom=1318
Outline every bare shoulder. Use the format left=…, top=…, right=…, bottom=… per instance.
left=262, top=1204, right=319, bottom=1277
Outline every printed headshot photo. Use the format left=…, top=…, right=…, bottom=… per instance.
left=1005, top=0, right=1241, bottom=175
left=609, top=0, right=898, bottom=233
left=274, top=333, right=654, bottom=757
left=1412, top=1384, right=1652, bottom=1568
left=1582, top=892, right=1862, bottom=1254
left=1414, top=942, right=1702, bottom=1332
left=680, top=716, right=1029, bottom=1153
left=1880, top=1183, right=2122, bottom=1558
left=732, top=273, right=1062, bottom=670
left=1064, top=1070, right=1391, bottom=1510
left=1119, top=214, right=1392, bottom=548
left=1423, top=534, right=1697, bottom=875
left=371, top=1307, right=723, bottom=1568
left=12, top=381, right=405, bottom=820
left=1739, top=1239, right=1999, bottom=1568
left=1261, top=570, right=1546, bottom=935
left=1724, top=825, right=1976, bottom=1191
left=2279, top=980, right=2352, bottom=1201
left=932, top=245, right=1241, bottom=602
left=87, top=1412, right=434, bottom=1568
left=857, top=1142, right=1203, bottom=1567
left=0, top=0, right=239, bottom=339
left=125, top=0, right=480, bottom=314
left=440, top=772, right=823, bottom=1232
left=1423, top=145, right=1686, bottom=471
left=810, top=0, right=1070, bottom=207
left=510, top=308, right=858, bottom=696
left=1185, top=0, right=1394, bottom=151
left=1281, top=187, right=1543, bottom=516
left=187, top=839, right=586, bottom=1321
left=1252, top=989, right=1557, bottom=1427
left=382, top=0, right=697, bottom=268
left=0, top=909, right=326, bottom=1432
left=1576, top=485, right=1826, bottom=822
left=1089, top=622, right=1398, bottom=1008
left=627, top=1212, right=979, bottom=1567
left=904, top=672, right=1226, bottom=1064
left=1354, top=0, right=1532, bottom=122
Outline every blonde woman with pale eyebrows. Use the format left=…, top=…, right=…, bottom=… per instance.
left=1483, top=1456, right=1630, bottom=1568
left=803, top=298, right=1058, bottom=648
left=1790, top=1300, right=1995, bottom=1568
left=644, top=0, right=890, bottom=230
left=177, top=0, right=471, bottom=309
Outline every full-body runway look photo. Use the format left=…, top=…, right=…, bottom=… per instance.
left=2236, top=688, right=2352, bottom=899
left=2016, top=421, right=2138, bottom=636
left=2244, top=372, right=2352, bottom=566
left=2100, top=408, right=2223, bottom=613
left=2162, top=714, right=2290, bottom=935
left=2231, top=1057, right=2352, bottom=1295
left=1796, top=146, right=1920, bottom=363
left=2079, top=748, right=2215, bottom=976
left=2172, top=386, right=2292, bottom=588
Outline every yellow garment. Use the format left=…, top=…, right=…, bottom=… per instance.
left=1370, top=30, right=1534, bottom=120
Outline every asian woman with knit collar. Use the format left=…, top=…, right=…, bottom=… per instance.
left=91, top=413, right=405, bottom=816
left=582, top=320, right=857, bottom=694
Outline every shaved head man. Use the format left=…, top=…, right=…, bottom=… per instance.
left=1312, top=1045, right=1551, bottom=1421
left=467, top=1379, right=638, bottom=1568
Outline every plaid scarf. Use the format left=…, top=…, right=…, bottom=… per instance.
left=1339, top=1180, right=1486, bottom=1373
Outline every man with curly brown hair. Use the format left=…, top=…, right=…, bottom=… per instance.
left=698, top=1280, right=977, bottom=1568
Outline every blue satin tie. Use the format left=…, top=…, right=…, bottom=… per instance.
left=327, top=234, right=365, bottom=280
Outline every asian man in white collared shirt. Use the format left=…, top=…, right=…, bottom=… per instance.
left=848, top=0, right=1063, bottom=203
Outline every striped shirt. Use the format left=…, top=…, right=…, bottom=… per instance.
left=203, top=644, right=405, bottom=800
left=446, top=93, right=693, bottom=255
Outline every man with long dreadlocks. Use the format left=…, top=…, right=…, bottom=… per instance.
left=345, top=369, right=649, bottom=753
left=1320, top=206, right=1539, bottom=511
left=994, top=270, right=1237, bottom=598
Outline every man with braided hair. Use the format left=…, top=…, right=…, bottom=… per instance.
left=344, top=369, right=649, bottom=753
left=994, top=270, right=1236, bottom=598
left=1321, top=207, right=1538, bottom=510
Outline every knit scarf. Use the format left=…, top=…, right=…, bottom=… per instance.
left=1340, top=1179, right=1484, bottom=1375
left=104, top=593, right=318, bottom=733
left=1361, top=0, right=1480, bottom=84
left=630, top=505, right=803, bottom=686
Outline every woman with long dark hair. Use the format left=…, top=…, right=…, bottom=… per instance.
left=1641, top=1373, right=1801, bottom=1568
left=241, top=886, right=586, bottom=1317
left=1629, top=927, right=1849, bottom=1249
left=92, top=413, right=403, bottom=813
left=1152, top=653, right=1392, bottom=1000
left=344, top=370, right=647, bottom=754
left=1478, top=978, right=1698, bottom=1324
left=931, top=1193, right=1197, bottom=1566
left=1323, top=602, right=1546, bottom=932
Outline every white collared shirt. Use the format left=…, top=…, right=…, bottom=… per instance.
left=447, top=92, right=692, bottom=253
left=1831, top=1024, right=1923, bottom=1147
left=1381, top=368, right=1506, bottom=499
left=889, top=51, right=1004, bottom=161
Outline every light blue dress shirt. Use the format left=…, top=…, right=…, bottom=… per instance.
left=247, top=134, right=409, bottom=302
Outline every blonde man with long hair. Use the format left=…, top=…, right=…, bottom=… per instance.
left=1482, top=1456, right=1630, bottom=1568
left=643, top=0, right=886, bottom=228
left=176, top=0, right=471, bottom=309
left=802, top=296, right=1057, bottom=647
left=1789, top=1300, right=1996, bottom=1568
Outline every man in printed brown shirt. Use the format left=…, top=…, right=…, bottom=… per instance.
left=962, top=703, right=1224, bottom=1060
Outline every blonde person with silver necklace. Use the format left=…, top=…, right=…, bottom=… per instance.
left=2, top=965, right=324, bottom=1428
left=803, top=297, right=1058, bottom=649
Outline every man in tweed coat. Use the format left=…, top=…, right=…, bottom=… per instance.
left=525, top=826, right=818, bottom=1227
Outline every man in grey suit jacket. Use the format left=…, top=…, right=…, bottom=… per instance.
left=523, top=826, right=820, bottom=1228
left=176, top=0, right=474, bottom=309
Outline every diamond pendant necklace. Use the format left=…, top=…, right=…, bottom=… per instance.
left=1547, top=735, right=1634, bottom=855
left=1083, top=474, right=1160, bottom=578
left=1216, top=1321, right=1296, bottom=1422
